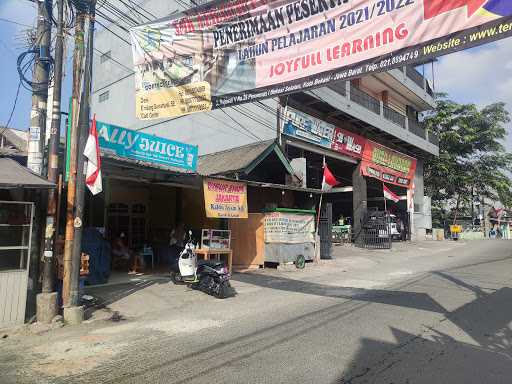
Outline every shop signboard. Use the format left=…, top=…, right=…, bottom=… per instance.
left=97, top=121, right=198, bottom=171
left=203, top=178, right=248, bottom=218
left=361, top=140, right=417, bottom=188
left=264, top=212, right=315, bottom=244
left=130, top=0, right=512, bottom=119
left=283, top=107, right=365, bottom=159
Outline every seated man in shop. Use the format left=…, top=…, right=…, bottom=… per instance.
left=111, top=233, right=144, bottom=274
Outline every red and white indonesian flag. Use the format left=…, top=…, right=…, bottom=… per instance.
left=322, top=163, right=338, bottom=191
left=383, top=184, right=400, bottom=203
left=84, top=115, right=102, bottom=195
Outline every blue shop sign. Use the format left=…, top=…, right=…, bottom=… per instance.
left=282, top=107, right=334, bottom=148
left=97, top=121, right=198, bottom=171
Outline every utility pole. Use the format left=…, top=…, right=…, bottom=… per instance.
left=27, top=0, right=52, bottom=175
left=62, top=0, right=96, bottom=324
left=70, top=0, right=96, bottom=311
left=62, top=11, right=85, bottom=314
left=37, top=0, right=66, bottom=324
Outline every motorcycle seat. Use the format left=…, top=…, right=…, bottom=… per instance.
left=198, top=259, right=225, bottom=268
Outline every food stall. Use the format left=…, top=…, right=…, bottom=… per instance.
left=263, top=208, right=316, bottom=268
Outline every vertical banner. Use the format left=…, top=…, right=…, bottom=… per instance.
left=203, top=178, right=248, bottom=218
left=130, top=0, right=512, bottom=119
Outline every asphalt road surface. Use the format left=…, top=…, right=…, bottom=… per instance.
left=2, top=240, right=512, bottom=383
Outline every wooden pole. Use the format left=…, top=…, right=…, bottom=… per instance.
left=62, top=13, right=85, bottom=307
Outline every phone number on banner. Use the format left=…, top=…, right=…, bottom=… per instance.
left=340, top=0, right=416, bottom=30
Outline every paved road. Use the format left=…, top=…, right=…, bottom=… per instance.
left=2, top=240, right=512, bottom=383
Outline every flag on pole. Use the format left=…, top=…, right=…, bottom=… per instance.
left=383, top=184, right=400, bottom=203
left=322, top=162, right=339, bottom=191
left=84, top=114, right=102, bottom=195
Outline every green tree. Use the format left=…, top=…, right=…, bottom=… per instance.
left=424, top=94, right=512, bottom=225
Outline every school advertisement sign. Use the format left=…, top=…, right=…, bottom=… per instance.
left=203, top=178, right=248, bottom=218
left=361, top=140, right=417, bottom=188
left=264, top=212, right=315, bottom=244
left=130, top=0, right=512, bottom=119
left=97, top=121, right=198, bottom=171
left=282, top=106, right=366, bottom=159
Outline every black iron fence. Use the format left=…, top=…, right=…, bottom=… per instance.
left=383, top=105, right=406, bottom=128
left=350, top=86, right=381, bottom=115
left=356, top=209, right=392, bottom=249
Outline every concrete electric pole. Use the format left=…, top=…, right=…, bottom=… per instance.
left=27, top=0, right=52, bottom=175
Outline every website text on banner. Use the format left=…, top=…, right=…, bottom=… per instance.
left=130, top=0, right=512, bottom=120
left=361, top=140, right=417, bottom=188
left=282, top=106, right=366, bottom=159
left=203, top=178, right=248, bottom=219
left=97, top=121, right=198, bottom=171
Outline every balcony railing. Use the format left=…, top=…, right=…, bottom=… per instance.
left=383, top=105, right=406, bottom=129
left=406, top=66, right=424, bottom=88
left=426, top=81, right=434, bottom=97
left=328, top=81, right=346, bottom=96
left=326, top=84, right=438, bottom=146
left=350, top=86, right=380, bottom=115
left=428, top=131, right=439, bottom=146
left=409, top=119, right=427, bottom=139
left=405, top=65, right=435, bottom=98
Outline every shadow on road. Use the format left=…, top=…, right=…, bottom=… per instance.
left=232, top=272, right=447, bottom=314
left=334, top=269, right=512, bottom=383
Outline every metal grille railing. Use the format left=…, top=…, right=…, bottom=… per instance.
left=409, top=119, right=427, bottom=139
left=428, top=131, right=440, bottom=146
left=350, top=86, right=381, bottom=115
left=426, top=81, right=434, bottom=97
left=383, top=105, right=406, bottom=128
left=406, top=66, right=424, bottom=88
left=356, top=210, right=392, bottom=249
left=328, top=81, right=347, bottom=96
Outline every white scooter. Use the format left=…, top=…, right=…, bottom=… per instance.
left=170, top=231, right=233, bottom=299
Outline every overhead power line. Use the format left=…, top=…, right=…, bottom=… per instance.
left=0, top=17, right=33, bottom=28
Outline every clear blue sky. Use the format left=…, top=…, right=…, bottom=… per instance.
left=1, top=0, right=511, bottom=151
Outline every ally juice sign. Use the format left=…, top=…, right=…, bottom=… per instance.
left=97, top=121, right=198, bottom=171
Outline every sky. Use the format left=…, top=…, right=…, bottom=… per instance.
left=0, top=0, right=511, bottom=152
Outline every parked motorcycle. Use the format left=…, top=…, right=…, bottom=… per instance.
left=170, top=231, right=233, bottom=299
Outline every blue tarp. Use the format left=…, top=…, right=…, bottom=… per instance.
left=82, top=227, right=111, bottom=285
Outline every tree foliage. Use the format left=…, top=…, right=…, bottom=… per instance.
left=424, top=94, right=512, bottom=222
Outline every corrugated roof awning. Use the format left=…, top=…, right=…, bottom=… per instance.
left=198, top=140, right=294, bottom=177
left=0, top=158, right=55, bottom=189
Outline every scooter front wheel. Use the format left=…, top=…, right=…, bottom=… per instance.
left=170, top=272, right=184, bottom=285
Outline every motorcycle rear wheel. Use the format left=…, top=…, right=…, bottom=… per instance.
left=215, top=281, right=231, bottom=299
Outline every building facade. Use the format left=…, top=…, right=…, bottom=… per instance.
left=91, top=0, right=439, bottom=242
